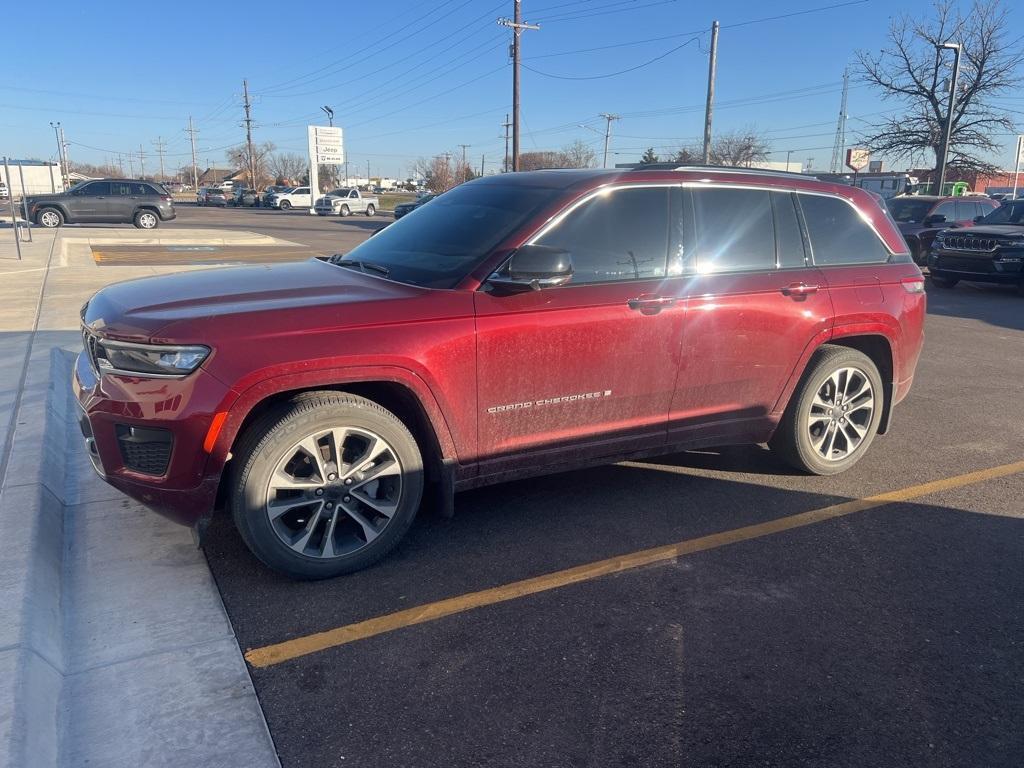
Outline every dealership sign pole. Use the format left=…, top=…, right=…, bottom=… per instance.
left=1013, top=134, right=1023, bottom=200
left=307, top=125, right=344, bottom=215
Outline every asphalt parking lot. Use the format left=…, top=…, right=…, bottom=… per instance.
left=173, top=203, right=388, bottom=256
left=195, top=268, right=1024, bottom=767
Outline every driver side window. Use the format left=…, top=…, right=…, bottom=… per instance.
left=535, top=187, right=669, bottom=284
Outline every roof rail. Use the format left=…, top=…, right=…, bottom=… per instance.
left=624, top=163, right=810, bottom=179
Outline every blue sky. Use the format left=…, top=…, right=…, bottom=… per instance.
left=2, top=0, right=1020, bottom=179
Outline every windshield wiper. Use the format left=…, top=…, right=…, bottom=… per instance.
left=330, top=258, right=391, bottom=278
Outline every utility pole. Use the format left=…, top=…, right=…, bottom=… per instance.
left=58, top=124, right=70, bottom=187
left=128, top=152, right=135, bottom=178
left=242, top=79, right=256, bottom=189
left=829, top=68, right=849, bottom=173
left=702, top=20, right=719, bottom=165
left=185, top=116, right=199, bottom=192
left=153, top=136, right=167, bottom=181
left=498, top=1, right=539, bottom=172
left=117, top=153, right=125, bottom=176
left=502, top=114, right=512, bottom=172
left=459, top=143, right=470, bottom=180
left=480, top=154, right=486, bottom=177
left=138, top=144, right=146, bottom=179
left=367, top=159, right=371, bottom=183
left=935, top=42, right=962, bottom=196
left=600, top=113, right=619, bottom=169
left=49, top=122, right=65, bottom=186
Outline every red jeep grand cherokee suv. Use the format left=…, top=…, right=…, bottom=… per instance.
left=75, top=167, right=925, bottom=579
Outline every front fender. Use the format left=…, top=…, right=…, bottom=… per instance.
left=204, top=365, right=461, bottom=477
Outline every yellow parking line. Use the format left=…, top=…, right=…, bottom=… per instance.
left=244, top=459, right=1024, bottom=669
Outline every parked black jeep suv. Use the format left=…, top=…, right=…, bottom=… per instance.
left=27, top=179, right=176, bottom=229
left=928, top=199, right=1024, bottom=294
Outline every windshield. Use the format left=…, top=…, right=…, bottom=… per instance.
left=979, top=201, right=1024, bottom=225
left=885, top=198, right=935, bottom=223
left=333, top=182, right=562, bottom=288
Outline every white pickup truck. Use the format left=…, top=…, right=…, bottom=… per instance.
left=314, top=187, right=379, bottom=217
left=267, top=186, right=312, bottom=210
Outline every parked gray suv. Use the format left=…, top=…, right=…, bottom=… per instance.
left=26, top=179, right=176, bottom=229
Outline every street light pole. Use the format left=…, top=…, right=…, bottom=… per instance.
left=49, top=122, right=65, bottom=188
left=321, top=106, right=334, bottom=126
left=935, top=41, right=962, bottom=196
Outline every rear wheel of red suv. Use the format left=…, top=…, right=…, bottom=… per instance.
left=231, top=392, right=424, bottom=579
left=770, top=346, right=883, bottom=476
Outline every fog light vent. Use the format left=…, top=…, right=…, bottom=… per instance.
left=115, top=424, right=172, bottom=476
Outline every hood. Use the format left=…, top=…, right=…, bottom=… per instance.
left=83, top=258, right=424, bottom=341
left=950, top=224, right=1024, bottom=238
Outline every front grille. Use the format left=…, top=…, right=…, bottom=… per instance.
left=82, top=328, right=101, bottom=374
left=116, top=424, right=173, bottom=476
left=945, top=235, right=998, bottom=252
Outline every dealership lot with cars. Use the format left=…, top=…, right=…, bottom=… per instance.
left=2, top=174, right=1023, bottom=767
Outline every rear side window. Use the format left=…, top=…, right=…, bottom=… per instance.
left=691, top=187, right=775, bottom=273
left=138, top=183, right=159, bottom=195
left=536, top=186, right=669, bottom=283
left=932, top=201, right=958, bottom=221
left=772, top=192, right=806, bottom=269
left=110, top=182, right=130, bottom=196
left=798, top=194, right=890, bottom=265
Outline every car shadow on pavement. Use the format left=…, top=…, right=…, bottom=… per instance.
left=925, top=282, right=1024, bottom=331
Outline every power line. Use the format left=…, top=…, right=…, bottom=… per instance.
left=523, top=36, right=699, bottom=80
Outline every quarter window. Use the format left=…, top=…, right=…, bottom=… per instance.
left=798, top=194, right=890, bottom=265
left=535, top=187, right=669, bottom=284
left=691, top=187, right=775, bottom=273
left=773, top=192, right=806, bottom=269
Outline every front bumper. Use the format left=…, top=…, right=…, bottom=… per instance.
left=928, top=248, right=1024, bottom=283
left=73, top=350, right=234, bottom=527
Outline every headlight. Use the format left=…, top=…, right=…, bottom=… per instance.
left=97, top=340, right=210, bottom=377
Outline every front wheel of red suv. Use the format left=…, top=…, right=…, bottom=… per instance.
left=231, top=392, right=424, bottom=579
left=770, top=346, right=883, bottom=476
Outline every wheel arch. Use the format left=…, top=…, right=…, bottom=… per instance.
left=827, top=333, right=894, bottom=434
left=35, top=203, right=70, bottom=223
left=211, top=371, right=459, bottom=511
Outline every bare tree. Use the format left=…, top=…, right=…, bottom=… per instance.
left=560, top=139, right=596, bottom=168
left=226, top=141, right=276, bottom=189
left=672, top=129, right=770, bottom=167
left=856, top=0, right=1023, bottom=175
left=414, top=155, right=460, bottom=193
left=267, top=152, right=307, bottom=184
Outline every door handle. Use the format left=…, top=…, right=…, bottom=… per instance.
left=627, top=295, right=676, bottom=312
left=781, top=282, right=819, bottom=298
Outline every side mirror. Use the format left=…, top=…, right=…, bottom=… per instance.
left=973, top=215, right=984, bottom=223
left=488, top=244, right=573, bottom=293
left=924, top=214, right=946, bottom=225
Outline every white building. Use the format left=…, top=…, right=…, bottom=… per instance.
left=0, top=160, right=64, bottom=195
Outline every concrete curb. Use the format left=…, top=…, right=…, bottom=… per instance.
left=0, top=232, right=280, bottom=768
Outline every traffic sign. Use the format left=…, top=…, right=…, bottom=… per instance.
left=845, top=148, right=869, bottom=172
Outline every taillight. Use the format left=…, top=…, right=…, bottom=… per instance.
left=901, top=276, right=925, bottom=294
left=161, top=195, right=173, bottom=203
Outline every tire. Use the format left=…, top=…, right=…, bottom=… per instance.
left=37, top=208, right=63, bottom=228
left=365, top=204, right=376, bottom=217
left=769, top=345, right=884, bottom=476
left=134, top=210, right=159, bottom=229
left=231, top=392, right=424, bottom=579
left=279, top=199, right=292, bottom=210
left=930, top=274, right=959, bottom=289
left=340, top=204, right=351, bottom=217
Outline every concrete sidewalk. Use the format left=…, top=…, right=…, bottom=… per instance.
left=0, top=227, right=279, bottom=768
